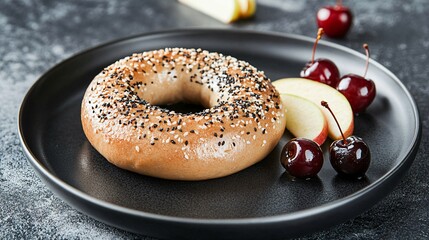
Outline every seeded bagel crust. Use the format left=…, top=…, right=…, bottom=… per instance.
left=81, top=48, right=286, bottom=180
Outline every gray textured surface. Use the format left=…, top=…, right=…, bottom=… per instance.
left=1, top=0, right=428, bottom=239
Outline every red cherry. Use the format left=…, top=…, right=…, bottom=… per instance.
left=280, top=138, right=324, bottom=178
left=301, top=59, right=340, bottom=87
left=337, top=44, right=376, bottom=113
left=300, top=28, right=340, bottom=87
left=316, top=0, right=353, bottom=38
left=329, top=135, right=371, bottom=177
left=321, top=101, right=371, bottom=178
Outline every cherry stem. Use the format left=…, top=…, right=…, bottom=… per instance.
left=337, top=0, right=343, bottom=6
left=363, top=43, right=370, bottom=78
left=321, top=101, right=347, bottom=144
left=311, top=28, right=324, bottom=64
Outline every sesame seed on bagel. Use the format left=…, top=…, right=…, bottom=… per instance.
left=81, top=48, right=286, bottom=180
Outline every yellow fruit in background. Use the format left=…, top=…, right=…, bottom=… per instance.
left=179, top=0, right=241, bottom=23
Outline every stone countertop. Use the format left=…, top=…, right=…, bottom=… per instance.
left=1, top=0, right=428, bottom=239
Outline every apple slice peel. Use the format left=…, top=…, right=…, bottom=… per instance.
left=273, top=78, right=354, bottom=140
left=280, top=94, right=328, bottom=145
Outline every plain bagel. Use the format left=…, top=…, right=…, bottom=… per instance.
left=81, top=48, right=286, bottom=180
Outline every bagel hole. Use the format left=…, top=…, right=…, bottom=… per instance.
left=158, top=102, right=207, bottom=114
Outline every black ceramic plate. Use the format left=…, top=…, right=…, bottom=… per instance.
left=19, top=29, right=421, bottom=240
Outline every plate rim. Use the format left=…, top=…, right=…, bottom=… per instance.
left=18, top=28, right=422, bottom=226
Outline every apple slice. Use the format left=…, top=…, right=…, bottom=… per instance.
left=179, top=0, right=241, bottom=23
left=281, top=94, right=328, bottom=145
left=237, top=0, right=256, bottom=19
left=273, top=78, right=354, bottom=140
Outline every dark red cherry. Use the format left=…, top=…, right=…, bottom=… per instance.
left=337, top=44, right=376, bottom=113
left=337, top=74, right=376, bottom=113
left=316, top=0, right=353, bottom=38
left=280, top=138, right=324, bottom=178
left=301, top=59, right=340, bottom=87
left=300, top=28, right=340, bottom=87
left=321, top=101, right=371, bottom=178
left=329, top=136, right=370, bottom=177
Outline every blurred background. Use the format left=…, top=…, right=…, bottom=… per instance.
left=1, top=0, right=428, bottom=239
